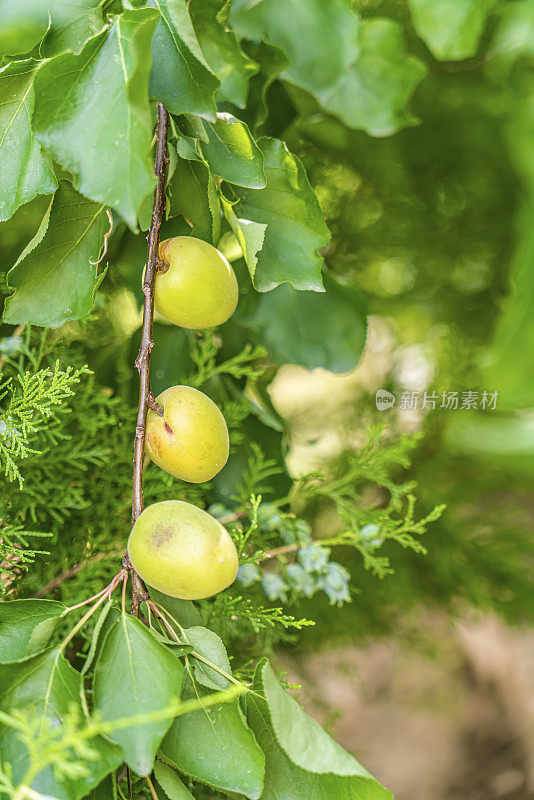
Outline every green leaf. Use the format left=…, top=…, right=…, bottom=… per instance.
left=188, top=0, right=259, bottom=108
left=408, top=0, right=496, bottom=61
left=245, top=271, right=367, bottom=372
left=154, top=760, right=195, bottom=799
left=0, top=0, right=49, bottom=57
left=4, top=183, right=109, bottom=327
left=243, top=660, right=392, bottom=800
left=243, top=41, right=290, bottom=128
left=0, top=599, right=66, bottom=662
left=231, top=0, right=426, bottom=136
left=183, top=626, right=232, bottom=689
left=93, top=612, right=183, bottom=776
left=167, top=154, right=221, bottom=244
left=40, top=0, right=106, bottom=57
left=220, top=198, right=266, bottom=279
left=490, top=2, right=534, bottom=69
left=0, top=648, right=122, bottom=799
left=0, top=59, right=57, bottom=223
left=224, top=138, right=329, bottom=291
left=149, top=0, right=219, bottom=120
left=200, top=113, right=266, bottom=189
left=148, top=588, right=202, bottom=630
left=33, top=10, right=158, bottom=230
left=161, top=674, right=265, bottom=799
left=84, top=774, right=117, bottom=800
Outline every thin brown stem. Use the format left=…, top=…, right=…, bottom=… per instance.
left=145, top=776, right=159, bottom=800
left=147, top=393, right=165, bottom=417
left=258, top=543, right=299, bottom=562
left=126, top=101, right=170, bottom=615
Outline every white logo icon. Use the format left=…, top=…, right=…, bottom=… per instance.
left=375, top=390, right=396, bottom=411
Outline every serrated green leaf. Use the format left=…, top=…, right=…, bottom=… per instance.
left=149, top=0, right=219, bottom=120
left=243, top=660, right=392, bottom=800
left=0, top=599, right=66, bottom=662
left=33, top=10, right=158, bottom=230
left=0, top=648, right=122, bottom=799
left=225, top=138, right=328, bottom=291
left=220, top=197, right=266, bottom=276
left=161, top=674, right=264, bottom=799
left=0, top=58, right=57, bottom=223
left=246, top=271, right=367, bottom=372
left=243, top=41, right=290, bottom=128
left=84, top=774, right=117, bottom=800
left=93, top=613, right=183, bottom=776
left=200, top=113, right=265, bottom=188
left=40, top=0, right=107, bottom=57
left=231, top=0, right=426, bottom=136
left=183, top=626, right=232, bottom=690
left=167, top=154, right=221, bottom=244
left=154, top=760, right=195, bottom=799
left=408, top=0, right=495, bottom=61
left=188, top=0, right=258, bottom=108
left=4, top=183, right=109, bottom=327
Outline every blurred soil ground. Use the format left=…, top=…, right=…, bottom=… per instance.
left=279, top=613, right=534, bottom=800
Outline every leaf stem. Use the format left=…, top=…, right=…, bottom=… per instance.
left=145, top=776, right=159, bottom=800
left=60, top=591, right=110, bottom=652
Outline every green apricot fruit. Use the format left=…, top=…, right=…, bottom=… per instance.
left=154, top=236, right=238, bottom=329
left=128, top=500, right=238, bottom=599
left=146, top=385, right=229, bottom=483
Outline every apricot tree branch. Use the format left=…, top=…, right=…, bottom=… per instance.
left=124, top=101, right=170, bottom=615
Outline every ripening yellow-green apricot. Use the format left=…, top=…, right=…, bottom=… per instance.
left=128, top=500, right=238, bottom=599
left=146, top=385, right=228, bottom=483
left=154, top=236, right=238, bottom=329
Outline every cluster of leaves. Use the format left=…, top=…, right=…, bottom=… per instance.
left=0, top=595, right=393, bottom=800
left=0, top=0, right=437, bottom=374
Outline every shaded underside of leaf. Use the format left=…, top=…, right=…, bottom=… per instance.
left=167, top=153, right=221, bottom=244
left=227, top=137, right=329, bottom=291
left=40, top=0, right=107, bottom=57
left=245, top=270, right=367, bottom=372
left=4, top=182, right=108, bottom=327
left=0, top=598, right=66, bottom=662
left=188, top=0, right=259, bottom=108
